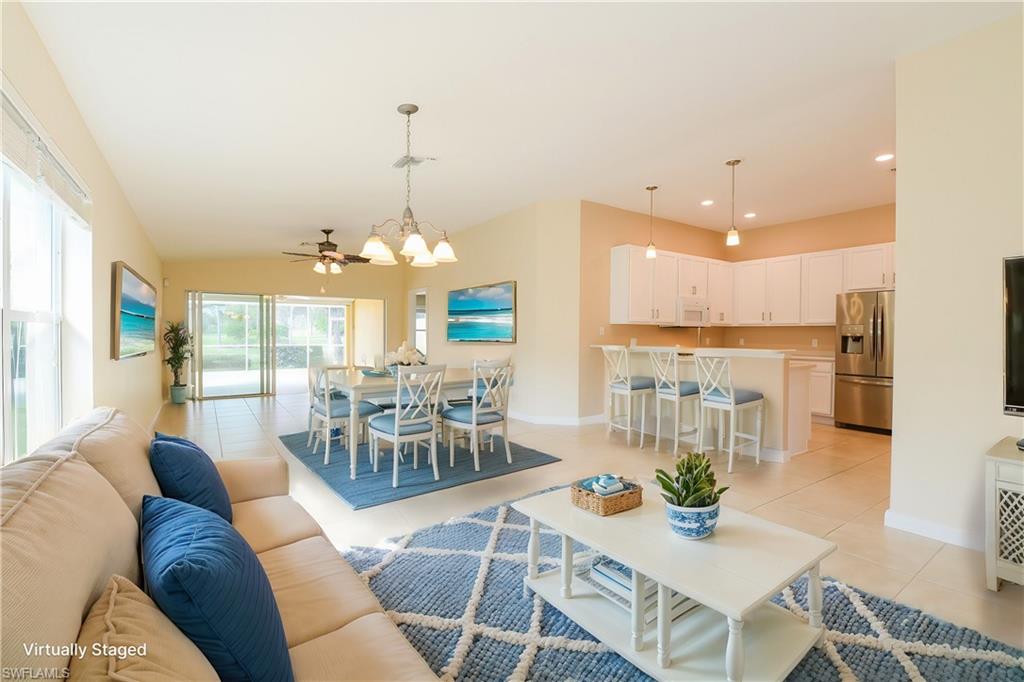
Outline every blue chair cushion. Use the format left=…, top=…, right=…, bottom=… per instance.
left=442, top=405, right=505, bottom=425
left=141, top=496, right=293, bottom=682
left=369, top=413, right=434, bottom=435
left=313, top=399, right=383, bottom=418
left=610, top=376, right=656, bottom=391
left=149, top=435, right=232, bottom=522
left=658, top=381, right=700, bottom=397
left=705, top=388, right=764, bottom=405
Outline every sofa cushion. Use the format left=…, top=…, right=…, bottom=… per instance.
left=141, top=496, right=293, bottom=682
left=288, top=612, right=437, bottom=681
left=258, top=536, right=382, bottom=647
left=1, top=452, right=140, bottom=672
left=232, top=495, right=322, bottom=554
left=150, top=435, right=232, bottom=522
left=69, top=575, right=219, bottom=681
left=31, top=407, right=160, bottom=519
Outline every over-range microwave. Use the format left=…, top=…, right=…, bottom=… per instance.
left=662, top=299, right=710, bottom=327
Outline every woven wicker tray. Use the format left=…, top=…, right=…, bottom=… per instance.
left=570, top=480, right=643, bottom=516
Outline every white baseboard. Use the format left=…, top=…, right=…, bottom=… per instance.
left=812, top=415, right=835, bottom=426
left=884, top=509, right=983, bottom=551
left=508, top=411, right=605, bottom=426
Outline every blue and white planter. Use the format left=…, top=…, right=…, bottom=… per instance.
left=665, top=501, right=720, bottom=539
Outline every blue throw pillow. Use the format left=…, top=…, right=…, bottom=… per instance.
left=150, top=435, right=232, bottom=522
left=141, top=496, right=293, bottom=682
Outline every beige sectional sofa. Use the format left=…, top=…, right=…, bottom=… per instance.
left=0, top=407, right=436, bottom=681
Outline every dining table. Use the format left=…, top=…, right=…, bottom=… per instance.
left=322, top=366, right=476, bottom=479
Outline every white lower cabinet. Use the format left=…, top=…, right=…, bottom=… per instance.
left=809, top=370, right=834, bottom=417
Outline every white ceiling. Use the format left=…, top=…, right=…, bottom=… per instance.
left=22, top=2, right=1020, bottom=259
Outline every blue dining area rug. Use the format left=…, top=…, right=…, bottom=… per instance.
left=279, top=432, right=560, bottom=509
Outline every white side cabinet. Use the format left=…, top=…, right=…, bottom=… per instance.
left=986, top=438, right=1024, bottom=590
left=610, top=245, right=678, bottom=325
left=802, top=251, right=845, bottom=324
left=844, top=243, right=895, bottom=291
left=809, top=361, right=835, bottom=418
left=708, top=260, right=734, bottom=325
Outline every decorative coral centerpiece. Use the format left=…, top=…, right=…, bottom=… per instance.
left=384, top=341, right=424, bottom=376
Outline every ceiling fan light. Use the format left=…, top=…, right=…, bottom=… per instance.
left=313, top=261, right=327, bottom=274
left=433, top=237, right=458, bottom=263
left=400, top=231, right=429, bottom=257
left=329, top=262, right=342, bottom=274
left=726, top=228, right=740, bottom=247
left=410, top=251, right=438, bottom=268
left=370, top=244, right=398, bottom=266
left=359, top=234, right=388, bottom=259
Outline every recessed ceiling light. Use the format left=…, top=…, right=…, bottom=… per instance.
left=875, top=153, right=894, bottom=162
left=700, top=199, right=714, bottom=206
left=744, top=212, right=757, bottom=219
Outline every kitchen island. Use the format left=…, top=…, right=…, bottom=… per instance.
left=594, top=345, right=812, bottom=463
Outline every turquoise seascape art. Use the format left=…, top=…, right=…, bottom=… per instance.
left=118, top=266, right=157, bottom=357
left=447, top=281, right=516, bottom=343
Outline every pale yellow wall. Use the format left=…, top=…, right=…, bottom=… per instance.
left=406, top=200, right=582, bottom=422
left=889, top=15, right=1023, bottom=548
left=3, top=2, right=164, bottom=427
left=161, top=258, right=406, bottom=389
left=352, top=298, right=385, bottom=367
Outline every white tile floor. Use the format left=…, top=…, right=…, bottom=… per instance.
left=155, top=395, right=1024, bottom=649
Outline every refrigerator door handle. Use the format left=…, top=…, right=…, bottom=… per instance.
left=836, top=375, right=893, bottom=386
left=868, top=304, right=876, bottom=361
left=877, top=304, right=884, bottom=363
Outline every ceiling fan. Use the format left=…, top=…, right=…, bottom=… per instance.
left=282, top=228, right=370, bottom=274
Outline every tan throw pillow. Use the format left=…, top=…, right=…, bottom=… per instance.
left=69, top=575, right=218, bottom=682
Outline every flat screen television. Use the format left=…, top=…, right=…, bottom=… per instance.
left=1005, top=256, right=1024, bottom=416
left=111, top=261, right=157, bottom=359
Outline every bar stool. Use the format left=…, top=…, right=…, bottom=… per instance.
left=601, top=345, right=655, bottom=447
left=649, top=347, right=701, bottom=455
left=694, top=354, right=764, bottom=473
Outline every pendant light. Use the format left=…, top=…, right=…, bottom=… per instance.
left=645, top=185, right=658, bottom=259
left=359, top=104, right=457, bottom=265
left=725, top=159, right=741, bottom=247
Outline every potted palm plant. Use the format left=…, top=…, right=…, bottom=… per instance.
left=655, top=452, right=729, bottom=539
left=163, top=321, right=193, bottom=404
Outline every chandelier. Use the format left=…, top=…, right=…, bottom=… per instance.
left=359, top=104, right=457, bottom=267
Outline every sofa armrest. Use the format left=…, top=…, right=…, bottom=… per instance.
left=215, top=456, right=289, bottom=503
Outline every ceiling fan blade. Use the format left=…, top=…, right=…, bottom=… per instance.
left=343, top=255, right=371, bottom=263
left=282, top=251, right=320, bottom=258
left=289, top=258, right=316, bottom=263
left=321, top=250, right=342, bottom=259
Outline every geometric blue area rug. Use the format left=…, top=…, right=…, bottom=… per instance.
left=279, top=432, right=560, bottom=510
left=342, top=496, right=1024, bottom=681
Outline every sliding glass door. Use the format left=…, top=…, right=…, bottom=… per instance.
left=274, top=296, right=349, bottom=394
left=188, top=292, right=274, bottom=399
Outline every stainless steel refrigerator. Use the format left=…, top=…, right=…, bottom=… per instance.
left=834, top=290, right=894, bottom=431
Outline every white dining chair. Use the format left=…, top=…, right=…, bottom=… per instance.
left=368, top=364, right=446, bottom=487
left=601, top=345, right=655, bottom=447
left=308, top=366, right=384, bottom=466
left=442, top=359, right=514, bottom=471
left=649, top=347, right=701, bottom=455
left=694, top=354, right=764, bottom=473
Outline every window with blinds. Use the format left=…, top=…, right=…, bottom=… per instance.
left=1, top=90, right=93, bottom=462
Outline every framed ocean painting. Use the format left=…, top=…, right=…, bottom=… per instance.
left=111, top=261, right=157, bottom=359
left=447, top=281, right=516, bottom=343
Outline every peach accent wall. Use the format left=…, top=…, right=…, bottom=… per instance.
left=577, top=201, right=728, bottom=417
left=578, top=201, right=895, bottom=417
left=726, top=204, right=895, bottom=261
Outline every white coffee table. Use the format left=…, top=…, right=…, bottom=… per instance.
left=512, top=487, right=836, bottom=681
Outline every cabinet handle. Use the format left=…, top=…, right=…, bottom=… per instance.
left=769, top=311, right=773, bottom=321
left=882, top=273, right=886, bottom=285
left=761, top=312, right=765, bottom=321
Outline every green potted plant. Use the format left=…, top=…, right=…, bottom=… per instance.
left=163, top=321, right=193, bottom=404
left=655, top=452, right=729, bottom=539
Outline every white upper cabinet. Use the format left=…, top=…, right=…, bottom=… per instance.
left=802, top=250, right=845, bottom=324
left=678, top=257, right=709, bottom=301
left=734, top=261, right=767, bottom=325
left=844, top=243, right=896, bottom=291
left=708, top=261, right=734, bottom=325
left=653, top=253, right=679, bottom=324
left=765, top=256, right=802, bottom=324
left=610, top=245, right=677, bottom=325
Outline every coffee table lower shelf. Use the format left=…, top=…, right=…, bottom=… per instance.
left=526, top=572, right=820, bottom=682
